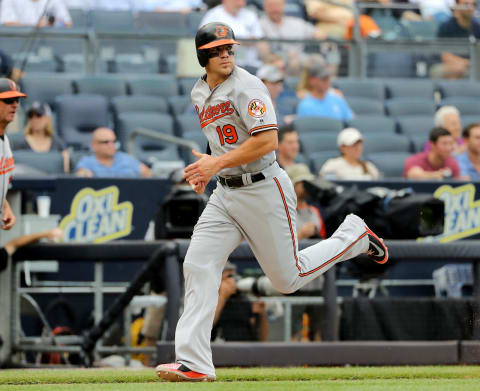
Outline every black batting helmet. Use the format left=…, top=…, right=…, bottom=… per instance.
left=195, top=22, right=239, bottom=67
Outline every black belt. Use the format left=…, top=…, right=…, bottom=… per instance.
left=218, top=173, right=265, bottom=188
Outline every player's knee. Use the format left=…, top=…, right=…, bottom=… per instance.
left=270, top=277, right=298, bottom=295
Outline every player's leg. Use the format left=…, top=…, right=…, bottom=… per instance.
left=230, top=168, right=373, bottom=294
left=171, top=186, right=243, bottom=378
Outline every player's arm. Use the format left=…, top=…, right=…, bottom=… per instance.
left=185, top=130, right=278, bottom=186
left=2, top=199, right=16, bottom=230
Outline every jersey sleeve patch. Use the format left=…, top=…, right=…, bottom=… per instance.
left=248, top=99, right=267, bottom=118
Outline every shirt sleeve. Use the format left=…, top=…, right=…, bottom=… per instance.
left=449, top=158, right=461, bottom=178
left=76, top=156, right=92, bottom=171
left=238, top=87, right=278, bottom=136
left=52, top=0, right=72, bottom=25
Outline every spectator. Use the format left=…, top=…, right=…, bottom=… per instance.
left=1, top=228, right=63, bottom=273
left=1, top=0, right=72, bottom=27
left=212, top=261, right=269, bottom=342
left=425, top=106, right=465, bottom=154
left=0, top=50, right=23, bottom=83
left=200, top=0, right=265, bottom=67
left=404, top=126, right=462, bottom=179
left=434, top=0, right=480, bottom=79
left=276, top=123, right=300, bottom=170
left=16, top=102, right=70, bottom=173
left=286, top=163, right=325, bottom=341
left=1, top=78, right=27, bottom=231
left=139, top=0, right=205, bottom=12
left=320, top=127, right=380, bottom=180
left=296, top=58, right=354, bottom=122
left=256, top=64, right=295, bottom=126
left=410, top=0, right=455, bottom=23
left=75, top=127, right=152, bottom=178
left=456, top=122, right=480, bottom=180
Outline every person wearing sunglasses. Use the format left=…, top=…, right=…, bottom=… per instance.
left=0, top=78, right=27, bottom=230
left=16, top=101, right=70, bottom=173
left=76, top=127, right=151, bottom=178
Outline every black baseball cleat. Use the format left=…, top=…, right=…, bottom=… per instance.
left=364, top=225, right=389, bottom=264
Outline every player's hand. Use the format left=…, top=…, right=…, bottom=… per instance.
left=184, top=150, right=220, bottom=186
left=2, top=202, right=16, bottom=230
left=190, top=181, right=207, bottom=195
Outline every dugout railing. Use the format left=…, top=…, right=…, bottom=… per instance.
left=1, top=239, right=480, bottom=367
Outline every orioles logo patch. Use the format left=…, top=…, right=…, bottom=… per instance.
left=248, top=99, right=266, bottom=118
left=215, top=26, right=228, bottom=38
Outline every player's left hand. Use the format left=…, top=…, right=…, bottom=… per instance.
left=1, top=203, right=16, bottom=230
left=184, top=149, right=219, bottom=186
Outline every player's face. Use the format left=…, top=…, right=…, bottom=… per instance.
left=0, top=97, right=20, bottom=126
left=432, top=135, right=455, bottom=160
left=206, top=44, right=235, bottom=77
left=443, top=113, right=461, bottom=140
left=467, top=126, right=480, bottom=154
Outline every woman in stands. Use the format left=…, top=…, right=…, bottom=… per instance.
left=320, top=127, right=380, bottom=180
left=17, top=101, right=70, bottom=173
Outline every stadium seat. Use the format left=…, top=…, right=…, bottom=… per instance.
left=187, top=11, right=207, bottom=33
left=396, top=116, right=435, bottom=137
left=135, top=11, right=189, bottom=35
left=128, top=76, right=179, bottom=97
left=21, top=74, right=73, bottom=109
left=68, top=8, right=88, bottom=28
left=284, top=76, right=300, bottom=92
left=439, top=98, right=480, bottom=116
left=277, top=95, right=299, bottom=116
left=111, top=95, right=169, bottom=128
left=55, top=94, right=109, bottom=150
left=113, top=54, right=159, bottom=74
left=167, top=95, right=194, bottom=118
left=461, top=115, right=480, bottom=126
left=437, top=81, right=480, bottom=99
left=367, top=52, right=417, bottom=78
left=13, top=151, right=65, bottom=175
left=176, top=114, right=201, bottom=138
left=346, top=98, right=385, bottom=116
left=299, top=132, right=339, bottom=157
left=74, top=76, right=127, bottom=99
left=294, top=116, right=344, bottom=133
left=366, top=151, right=411, bottom=178
left=89, top=10, right=135, bottom=32
left=386, top=98, right=436, bottom=117
left=410, top=133, right=429, bottom=152
left=117, top=112, right=179, bottom=162
left=178, top=77, right=199, bottom=95
left=348, top=116, right=396, bottom=134
left=385, top=79, right=435, bottom=100
left=309, top=151, right=339, bottom=174
left=182, top=130, right=208, bottom=164
left=363, top=133, right=411, bottom=154
left=335, top=79, right=385, bottom=101
left=402, top=20, right=438, bottom=40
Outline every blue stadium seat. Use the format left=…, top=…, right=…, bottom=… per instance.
left=294, top=116, right=344, bottom=133
left=299, top=132, right=339, bottom=157
left=111, top=95, right=169, bottom=129
left=182, top=130, right=208, bottom=164
left=74, top=76, right=127, bottom=99
left=176, top=114, right=201, bottom=138
left=277, top=96, right=299, bottom=116
left=135, top=11, right=189, bottom=35
left=178, top=77, right=199, bottom=95
left=68, top=8, right=88, bottom=28
left=187, top=11, right=207, bottom=33
left=13, top=151, right=65, bottom=175
left=348, top=116, right=396, bottom=134
left=363, top=133, right=411, bottom=154
left=367, top=52, right=417, bottom=78
left=335, top=79, right=385, bottom=101
left=128, top=76, right=179, bottom=97
left=346, top=98, right=385, bottom=116
left=21, top=74, right=73, bottom=109
left=386, top=98, right=436, bottom=117
left=55, top=94, right=109, bottom=150
left=117, top=112, right=179, bottom=162
left=439, top=98, right=480, bottom=116
left=309, top=151, right=339, bottom=174
left=402, top=20, right=438, bottom=40
left=437, top=81, right=480, bottom=99
left=167, top=96, right=194, bottom=118
left=89, top=10, right=135, bottom=32
left=410, top=133, right=429, bottom=152
left=385, top=79, right=435, bottom=100
left=396, top=116, right=435, bottom=137
left=366, top=151, right=411, bottom=178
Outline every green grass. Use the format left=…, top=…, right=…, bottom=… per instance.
left=0, top=366, right=479, bottom=391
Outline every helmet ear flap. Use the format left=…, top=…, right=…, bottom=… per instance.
left=197, top=49, right=209, bottom=67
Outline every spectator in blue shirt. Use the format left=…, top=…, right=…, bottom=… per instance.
left=76, top=127, right=151, bottom=178
left=296, top=58, right=353, bottom=122
left=456, top=123, right=480, bottom=180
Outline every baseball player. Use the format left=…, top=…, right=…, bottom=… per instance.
left=0, top=78, right=26, bottom=231
left=156, top=22, right=388, bottom=382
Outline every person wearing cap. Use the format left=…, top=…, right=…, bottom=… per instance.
left=16, top=101, right=70, bottom=173
left=296, top=58, right=353, bottom=122
left=0, top=78, right=27, bottom=230
left=257, top=64, right=296, bottom=126
left=320, top=128, right=380, bottom=180
left=211, top=260, right=269, bottom=342
left=1, top=0, right=72, bottom=27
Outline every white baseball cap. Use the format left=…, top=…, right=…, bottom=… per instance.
left=337, top=127, right=363, bottom=147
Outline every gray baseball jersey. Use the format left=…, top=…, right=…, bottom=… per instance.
left=174, top=66, right=370, bottom=378
left=0, top=134, right=14, bottom=214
